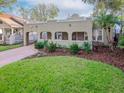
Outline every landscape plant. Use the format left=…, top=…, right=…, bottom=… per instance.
left=47, top=42, right=57, bottom=52
left=43, top=40, right=48, bottom=48
left=35, top=41, right=44, bottom=49
left=70, top=43, right=80, bottom=54
left=82, top=42, right=91, bottom=53
left=118, top=35, right=124, bottom=47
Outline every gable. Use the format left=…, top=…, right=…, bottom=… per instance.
left=0, top=19, right=10, bottom=28
left=0, top=13, right=24, bottom=28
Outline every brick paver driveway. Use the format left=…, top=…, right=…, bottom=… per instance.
left=0, top=45, right=38, bottom=67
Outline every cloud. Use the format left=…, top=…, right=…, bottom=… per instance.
left=60, top=0, right=84, bottom=10
left=16, top=0, right=93, bottom=19
left=22, top=0, right=92, bottom=10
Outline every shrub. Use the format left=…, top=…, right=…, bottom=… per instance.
left=47, top=42, right=57, bottom=52
left=82, top=42, right=91, bottom=53
left=57, top=44, right=62, bottom=49
left=35, top=41, right=44, bottom=49
left=57, top=44, right=67, bottom=49
left=70, top=43, right=80, bottom=54
left=43, top=40, right=48, bottom=48
left=118, top=36, right=124, bottom=46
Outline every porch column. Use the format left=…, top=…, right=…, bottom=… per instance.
left=2, top=28, right=5, bottom=43
left=68, top=32, right=72, bottom=41
left=52, top=32, right=55, bottom=41
left=24, top=32, right=29, bottom=46
left=37, top=31, right=41, bottom=42
left=88, top=30, right=93, bottom=49
left=24, top=31, right=26, bottom=46
left=11, top=28, right=14, bottom=36
left=9, top=28, right=15, bottom=44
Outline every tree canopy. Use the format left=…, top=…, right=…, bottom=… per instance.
left=31, top=4, right=59, bottom=21
left=0, top=0, right=16, bottom=7
left=17, top=4, right=59, bottom=21
left=82, top=0, right=124, bottom=15
left=0, top=0, right=17, bottom=12
left=94, top=12, right=118, bottom=29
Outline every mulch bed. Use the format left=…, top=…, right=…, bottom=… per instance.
left=31, top=47, right=124, bottom=71
left=45, top=47, right=124, bottom=72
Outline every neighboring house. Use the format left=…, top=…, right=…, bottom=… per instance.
left=92, top=28, right=113, bottom=45
left=0, top=13, right=25, bottom=44
left=93, top=22, right=123, bottom=45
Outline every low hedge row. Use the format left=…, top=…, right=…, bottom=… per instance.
left=35, top=41, right=91, bottom=54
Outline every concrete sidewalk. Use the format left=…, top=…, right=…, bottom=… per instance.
left=0, top=45, right=38, bottom=67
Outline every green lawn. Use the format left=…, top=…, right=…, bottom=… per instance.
left=0, top=56, right=124, bottom=93
left=0, top=44, right=21, bottom=52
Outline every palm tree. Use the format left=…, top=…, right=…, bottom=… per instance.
left=94, top=12, right=118, bottom=43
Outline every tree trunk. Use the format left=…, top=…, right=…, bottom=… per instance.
left=104, top=27, right=110, bottom=44
left=104, top=27, right=114, bottom=51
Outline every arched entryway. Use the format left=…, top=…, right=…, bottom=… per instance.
left=25, top=32, right=38, bottom=45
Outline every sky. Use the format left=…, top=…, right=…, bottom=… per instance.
left=10, top=0, right=93, bottom=19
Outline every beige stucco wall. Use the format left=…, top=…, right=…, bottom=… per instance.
left=24, top=19, right=93, bottom=47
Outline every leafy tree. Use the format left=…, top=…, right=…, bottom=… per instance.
left=82, top=0, right=124, bottom=15
left=0, top=0, right=16, bottom=7
left=0, top=0, right=16, bottom=12
left=16, top=3, right=59, bottom=21
left=17, top=6, right=30, bottom=19
left=82, top=0, right=123, bottom=30
left=30, top=4, right=59, bottom=21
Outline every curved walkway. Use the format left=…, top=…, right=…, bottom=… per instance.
left=0, top=45, right=38, bottom=67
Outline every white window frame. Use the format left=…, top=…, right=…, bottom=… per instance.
left=93, top=29, right=103, bottom=42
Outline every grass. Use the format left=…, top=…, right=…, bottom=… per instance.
left=0, top=44, right=21, bottom=52
left=0, top=56, right=124, bottom=93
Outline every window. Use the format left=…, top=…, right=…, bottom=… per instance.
left=55, top=32, right=62, bottom=40
left=97, top=31, right=102, bottom=40
left=84, top=32, right=88, bottom=40
left=55, top=32, right=68, bottom=40
left=40, top=32, right=52, bottom=40
left=72, top=32, right=87, bottom=41
left=93, top=30, right=103, bottom=41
